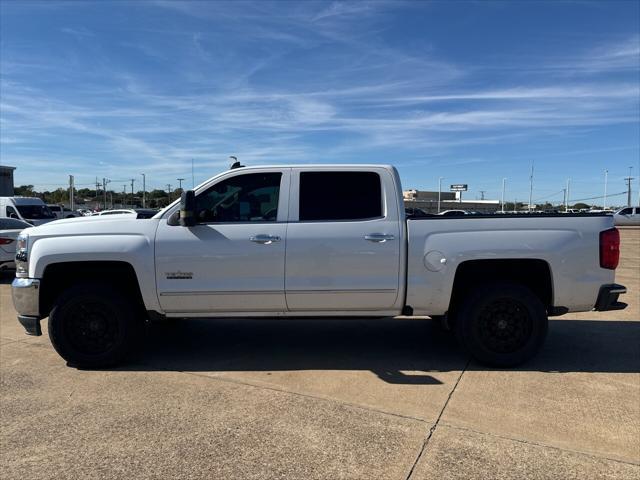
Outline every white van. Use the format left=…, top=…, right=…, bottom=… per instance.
left=0, top=197, right=57, bottom=226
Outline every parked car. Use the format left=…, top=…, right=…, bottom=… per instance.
left=88, top=209, right=157, bottom=219
left=47, top=204, right=78, bottom=219
left=12, top=164, right=626, bottom=369
left=75, top=208, right=93, bottom=216
left=0, top=217, right=32, bottom=271
left=438, top=209, right=467, bottom=216
left=0, top=197, right=56, bottom=226
left=90, top=209, right=137, bottom=217
left=404, top=207, right=433, bottom=218
left=613, top=206, right=640, bottom=226
left=134, top=208, right=160, bottom=219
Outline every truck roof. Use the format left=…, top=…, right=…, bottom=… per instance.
left=227, top=164, right=395, bottom=171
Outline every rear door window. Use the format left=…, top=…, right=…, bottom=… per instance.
left=299, top=171, right=382, bottom=221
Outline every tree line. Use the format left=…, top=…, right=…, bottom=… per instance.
left=13, top=185, right=183, bottom=209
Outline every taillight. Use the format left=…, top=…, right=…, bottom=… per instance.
left=0, top=238, right=14, bottom=245
left=599, top=228, right=620, bottom=270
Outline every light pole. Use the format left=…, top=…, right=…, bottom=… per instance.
left=501, top=178, right=506, bottom=213
left=566, top=178, right=571, bottom=211
left=177, top=178, right=185, bottom=192
left=528, top=162, right=534, bottom=212
left=603, top=169, right=608, bottom=210
left=141, top=173, right=146, bottom=208
left=437, top=177, right=443, bottom=214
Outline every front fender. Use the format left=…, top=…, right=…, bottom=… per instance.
left=29, top=234, right=161, bottom=312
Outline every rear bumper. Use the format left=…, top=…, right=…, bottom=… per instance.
left=594, top=283, right=627, bottom=311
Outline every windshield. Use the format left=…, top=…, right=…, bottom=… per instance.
left=17, top=204, right=56, bottom=219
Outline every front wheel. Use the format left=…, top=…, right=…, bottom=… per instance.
left=455, top=283, right=548, bottom=367
left=48, top=284, right=142, bottom=368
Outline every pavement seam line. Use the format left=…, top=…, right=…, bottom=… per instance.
left=438, top=421, right=640, bottom=467
left=164, top=367, right=431, bottom=424
left=404, top=358, right=471, bottom=480
left=181, top=370, right=429, bottom=423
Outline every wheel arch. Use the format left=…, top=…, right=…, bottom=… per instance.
left=40, top=261, right=146, bottom=318
left=449, top=259, right=554, bottom=317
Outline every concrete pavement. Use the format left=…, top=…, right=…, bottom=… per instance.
left=1, top=228, right=639, bottom=479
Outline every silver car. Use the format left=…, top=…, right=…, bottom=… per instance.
left=0, top=217, right=32, bottom=271
left=613, top=206, right=640, bottom=226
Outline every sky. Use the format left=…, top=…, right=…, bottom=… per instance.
left=1, top=0, right=639, bottom=206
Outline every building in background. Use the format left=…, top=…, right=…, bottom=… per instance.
left=0, top=166, right=16, bottom=196
left=403, top=189, right=500, bottom=214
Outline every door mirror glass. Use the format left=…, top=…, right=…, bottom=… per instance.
left=179, top=190, right=196, bottom=227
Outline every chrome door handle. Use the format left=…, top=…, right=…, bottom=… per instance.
left=250, top=234, right=281, bottom=244
left=364, top=233, right=395, bottom=243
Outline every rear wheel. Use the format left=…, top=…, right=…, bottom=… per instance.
left=455, top=283, right=548, bottom=367
left=48, top=284, right=142, bottom=368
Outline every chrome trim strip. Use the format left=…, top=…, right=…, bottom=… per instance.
left=160, top=290, right=284, bottom=297
left=287, top=289, right=396, bottom=295
left=160, top=288, right=396, bottom=297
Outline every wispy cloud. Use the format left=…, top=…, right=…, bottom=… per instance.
left=1, top=0, right=638, bottom=200
left=60, top=27, right=95, bottom=38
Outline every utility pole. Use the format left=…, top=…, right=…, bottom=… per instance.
left=102, top=178, right=110, bottom=209
left=177, top=178, right=185, bottom=192
left=141, top=173, right=146, bottom=208
left=479, top=190, right=486, bottom=201
left=563, top=188, right=567, bottom=212
left=437, top=177, right=443, bottom=214
left=69, top=175, right=74, bottom=210
left=123, top=185, right=127, bottom=207
left=95, top=177, right=101, bottom=202
left=166, top=184, right=172, bottom=203
left=566, top=178, right=571, bottom=210
left=625, top=166, right=634, bottom=207
left=528, top=162, right=534, bottom=212
left=501, top=178, right=506, bottom=213
left=603, top=169, right=608, bottom=210
left=130, top=179, right=135, bottom=207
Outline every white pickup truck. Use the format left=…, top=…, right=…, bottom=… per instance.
left=12, top=165, right=627, bottom=368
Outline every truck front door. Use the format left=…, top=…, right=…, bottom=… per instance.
left=155, top=169, right=290, bottom=314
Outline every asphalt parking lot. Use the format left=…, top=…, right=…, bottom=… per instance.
left=1, top=228, right=639, bottom=479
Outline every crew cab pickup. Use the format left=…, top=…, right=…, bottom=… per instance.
left=12, top=165, right=627, bottom=368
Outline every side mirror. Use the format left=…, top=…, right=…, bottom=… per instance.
left=9, top=212, right=18, bottom=219
left=179, top=190, right=196, bottom=227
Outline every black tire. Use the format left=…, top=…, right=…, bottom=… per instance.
left=48, top=283, right=142, bottom=368
left=455, top=283, right=548, bottom=367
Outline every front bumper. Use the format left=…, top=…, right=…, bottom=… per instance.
left=12, top=278, right=43, bottom=336
left=594, top=283, right=627, bottom=311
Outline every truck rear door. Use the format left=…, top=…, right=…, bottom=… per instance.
left=285, top=168, right=402, bottom=311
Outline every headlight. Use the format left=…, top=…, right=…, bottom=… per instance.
left=16, top=233, right=28, bottom=278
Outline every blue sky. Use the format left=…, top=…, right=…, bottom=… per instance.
left=1, top=0, right=639, bottom=205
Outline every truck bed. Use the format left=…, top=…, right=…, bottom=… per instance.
left=405, top=214, right=615, bottom=316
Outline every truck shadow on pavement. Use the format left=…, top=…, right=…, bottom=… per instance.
left=122, top=317, right=640, bottom=383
